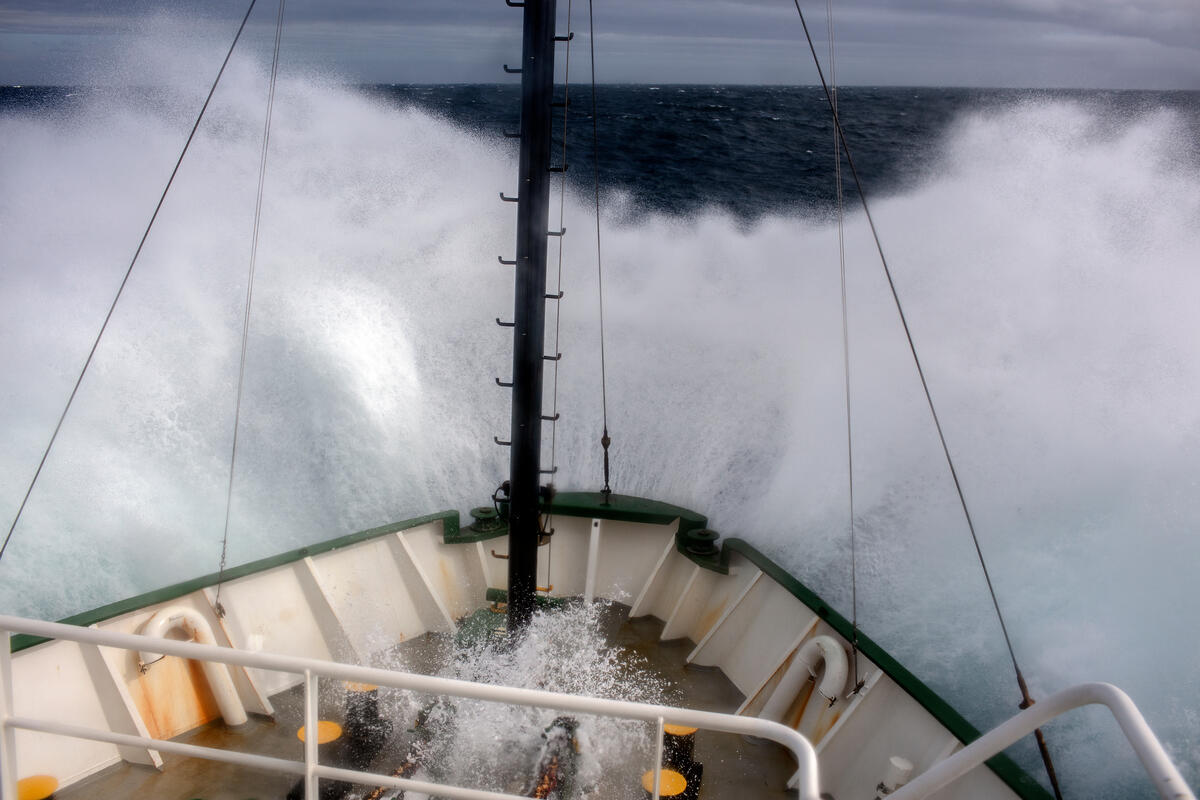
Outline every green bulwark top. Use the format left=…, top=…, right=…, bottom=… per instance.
left=10, top=495, right=1049, bottom=800
left=8, top=511, right=459, bottom=654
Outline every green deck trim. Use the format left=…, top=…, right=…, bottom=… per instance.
left=720, top=538, right=1052, bottom=800
left=443, top=507, right=508, bottom=543
left=449, top=492, right=718, bottom=569
left=444, top=522, right=509, bottom=544
left=545, top=492, right=725, bottom=572
left=547, top=491, right=707, bottom=530
left=9, top=510, right=460, bottom=654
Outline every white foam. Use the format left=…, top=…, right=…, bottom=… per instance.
left=394, top=603, right=667, bottom=797
left=1, top=56, right=1197, bottom=796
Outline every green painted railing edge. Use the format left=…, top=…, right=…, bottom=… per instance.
left=447, top=492, right=716, bottom=568
left=547, top=491, right=706, bottom=527
left=721, top=537, right=1052, bottom=800
left=9, top=510, right=460, bottom=654
left=545, top=491, right=723, bottom=572
left=444, top=524, right=508, bottom=544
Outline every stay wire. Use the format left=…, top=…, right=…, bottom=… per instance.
left=544, top=0, right=577, bottom=591
left=791, top=3, right=1063, bottom=795
left=587, top=0, right=614, bottom=500
left=215, top=0, right=287, bottom=614
left=791, top=0, right=1026, bottom=680
left=0, top=0, right=262, bottom=565
left=825, top=0, right=861, bottom=693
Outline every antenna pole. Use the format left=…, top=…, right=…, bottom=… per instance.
left=507, top=0, right=558, bottom=631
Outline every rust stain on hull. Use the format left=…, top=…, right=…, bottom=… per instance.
left=785, top=680, right=816, bottom=731
left=813, top=710, right=841, bottom=742
left=128, top=655, right=221, bottom=740
left=694, top=598, right=727, bottom=643
left=438, top=558, right=461, bottom=615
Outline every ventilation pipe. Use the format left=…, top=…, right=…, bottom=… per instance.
left=137, top=605, right=248, bottom=727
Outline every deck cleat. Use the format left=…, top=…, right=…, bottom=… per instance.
left=641, top=768, right=689, bottom=800
left=296, top=719, right=342, bottom=744
left=17, top=775, right=58, bottom=800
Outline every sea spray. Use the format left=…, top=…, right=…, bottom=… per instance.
left=1, top=68, right=1199, bottom=798
left=382, top=602, right=671, bottom=800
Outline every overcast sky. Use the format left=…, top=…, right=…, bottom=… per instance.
left=1, top=0, right=1197, bottom=89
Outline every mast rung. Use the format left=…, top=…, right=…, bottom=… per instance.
left=548, top=228, right=566, bottom=237
left=500, top=192, right=519, bottom=202
left=546, top=291, right=564, bottom=300
left=494, top=437, right=512, bottom=446
left=541, top=413, right=560, bottom=421
left=540, top=467, right=558, bottom=475
left=543, top=353, right=562, bottom=361
left=505, top=0, right=524, bottom=6
left=549, top=164, right=568, bottom=173
left=498, top=256, right=516, bottom=265
left=503, top=64, right=523, bottom=74
left=496, top=378, right=513, bottom=388
left=496, top=318, right=515, bottom=328
left=555, top=33, right=575, bottom=42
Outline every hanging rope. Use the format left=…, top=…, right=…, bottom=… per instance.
left=213, top=0, right=287, bottom=616
left=825, top=0, right=863, bottom=694
left=789, top=2, right=1063, bottom=795
left=0, top=0, right=262, bottom=566
left=587, top=0, right=614, bottom=502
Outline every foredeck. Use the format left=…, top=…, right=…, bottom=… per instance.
left=54, top=608, right=795, bottom=800
left=5, top=503, right=1054, bottom=800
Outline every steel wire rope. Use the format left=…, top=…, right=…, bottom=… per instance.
left=824, top=0, right=863, bottom=694
left=0, top=0, right=263, bottom=565
left=544, top=0, right=578, bottom=596
left=790, top=2, right=1064, bottom=794
left=587, top=0, right=614, bottom=500
left=214, top=0, right=287, bottom=615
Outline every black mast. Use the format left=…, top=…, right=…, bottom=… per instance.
left=506, top=0, right=558, bottom=631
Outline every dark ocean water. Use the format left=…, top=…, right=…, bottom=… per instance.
left=6, top=84, right=1198, bottom=221
left=365, top=84, right=1200, bottom=218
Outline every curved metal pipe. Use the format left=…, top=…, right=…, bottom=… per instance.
left=137, top=606, right=248, bottom=727
left=0, top=612, right=821, bottom=800
left=888, top=683, right=1194, bottom=800
left=762, top=634, right=849, bottom=723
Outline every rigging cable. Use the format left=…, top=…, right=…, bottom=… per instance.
left=825, top=0, right=863, bottom=694
left=214, top=0, right=287, bottom=616
left=587, top=0, right=614, bottom=501
left=0, top=0, right=263, bottom=565
left=789, top=3, right=1064, bottom=795
left=545, top=0, right=578, bottom=594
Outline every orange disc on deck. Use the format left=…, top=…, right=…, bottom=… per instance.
left=662, top=724, right=697, bottom=736
left=343, top=681, right=379, bottom=692
left=641, top=769, right=687, bottom=797
left=18, top=775, right=59, bottom=800
left=297, top=720, right=343, bottom=743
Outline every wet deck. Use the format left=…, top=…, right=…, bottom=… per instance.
left=58, top=606, right=795, bottom=800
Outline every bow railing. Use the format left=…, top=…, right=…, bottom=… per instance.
left=0, top=614, right=820, bottom=800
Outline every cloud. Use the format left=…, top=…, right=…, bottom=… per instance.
left=0, top=0, right=1197, bottom=87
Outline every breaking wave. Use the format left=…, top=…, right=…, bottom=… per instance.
left=1, top=50, right=1198, bottom=798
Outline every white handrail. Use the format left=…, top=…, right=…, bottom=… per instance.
left=0, top=614, right=820, bottom=800
left=888, top=682, right=1195, bottom=800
